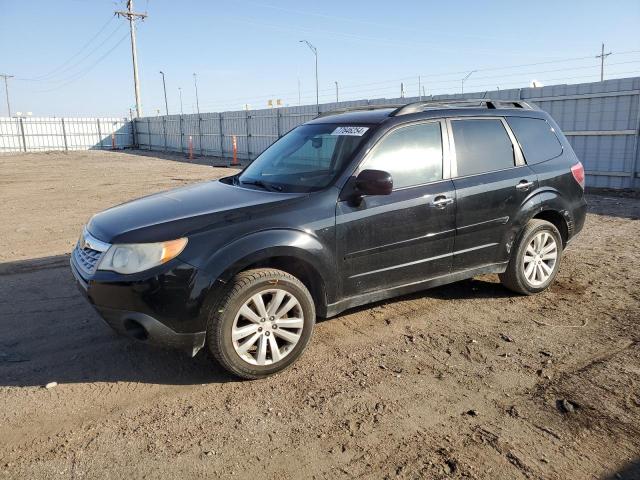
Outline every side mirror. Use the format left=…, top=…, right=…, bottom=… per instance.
left=355, top=169, right=393, bottom=196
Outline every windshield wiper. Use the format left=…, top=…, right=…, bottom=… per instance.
left=240, top=179, right=283, bottom=192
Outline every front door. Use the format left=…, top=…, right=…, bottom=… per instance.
left=337, top=120, right=456, bottom=298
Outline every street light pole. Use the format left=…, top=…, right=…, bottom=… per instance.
left=159, top=71, right=168, bottom=116
left=461, top=70, right=476, bottom=94
left=335, top=81, right=339, bottom=102
left=299, top=40, right=318, bottom=111
left=0, top=74, right=13, bottom=116
left=178, top=87, right=183, bottom=115
left=193, top=73, right=200, bottom=115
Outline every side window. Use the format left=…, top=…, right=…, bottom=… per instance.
left=361, top=122, right=443, bottom=189
left=506, top=116, right=562, bottom=164
left=452, top=119, right=515, bottom=177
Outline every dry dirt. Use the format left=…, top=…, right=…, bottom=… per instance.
left=0, top=150, right=639, bottom=480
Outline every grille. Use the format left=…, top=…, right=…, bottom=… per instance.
left=73, top=243, right=103, bottom=274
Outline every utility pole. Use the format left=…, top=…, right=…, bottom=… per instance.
left=0, top=74, right=13, bottom=116
left=116, top=0, right=147, bottom=117
left=159, top=71, right=168, bottom=115
left=418, top=76, right=422, bottom=101
left=596, top=43, right=612, bottom=82
left=334, top=81, right=339, bottom=102
left=400, top=82, right=405, bottom=98
left=193, top=73, right=200, bottom=115
left=178, top=87, right=183, bottom=115
left=299, top=40, right=318, bottom=111
left=297, top=77, right=301, bottom=105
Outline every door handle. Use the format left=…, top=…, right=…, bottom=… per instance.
left=515, top=180, right=534, bottom=191
left=431, top=196, right=454, bottom=208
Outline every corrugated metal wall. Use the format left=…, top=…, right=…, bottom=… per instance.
left=0, top=117, right=133, bottom=153
left=135, top=76, right=640, bottom=189
left=0, top=77, right=638, bottom=189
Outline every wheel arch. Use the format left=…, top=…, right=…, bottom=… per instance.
left=201, top=229, right=335, bottom=317
left=529, top=187, right=574, bottom=246
left=532, top=209, right=569, bottom=246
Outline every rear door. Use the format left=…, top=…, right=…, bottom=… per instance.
left=448, top=117, right=537, bottom=270
left=336, top=120, right=456, bottom=297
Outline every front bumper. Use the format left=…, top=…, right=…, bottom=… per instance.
left=70, top=254, right=209, bottom=357
left=96, top=306, right=205, bottom=357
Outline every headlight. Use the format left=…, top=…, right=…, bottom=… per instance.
left=98, top=238, right=188, bottom=274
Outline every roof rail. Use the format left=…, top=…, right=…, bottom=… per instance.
left=315, top=104, right=404, bottom=118
left=391, top=99, right=536, bottom=116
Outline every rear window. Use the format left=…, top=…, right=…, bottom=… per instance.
left=451, top=119, right=515, bottom=177
left=506, top=117, right=563, bottom=164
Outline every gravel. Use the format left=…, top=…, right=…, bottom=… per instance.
left=0, top=150, right=639, bottom=479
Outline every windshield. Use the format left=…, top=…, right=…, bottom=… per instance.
left=237, top=124, right=371, bottom=193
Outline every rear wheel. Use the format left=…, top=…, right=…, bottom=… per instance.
left=205, top=268, right=315, bottom=379
left=500, top=219, right=563, bottom=295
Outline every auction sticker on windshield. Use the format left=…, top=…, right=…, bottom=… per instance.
left=331, top=126, right=369, bottom=136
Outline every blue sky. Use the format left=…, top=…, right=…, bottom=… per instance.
left=1, top=0, right=639, bottom=117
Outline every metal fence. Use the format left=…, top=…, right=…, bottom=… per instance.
left=0, top=76, right=638, bottom=189
left=135, top=76, right=640, bottom=189
left=0, top=117, right=133, bottom=152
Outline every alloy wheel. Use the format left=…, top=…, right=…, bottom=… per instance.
left=522, top=231, right=558, bottom=286
left=231, top=288, right=304, bottom=366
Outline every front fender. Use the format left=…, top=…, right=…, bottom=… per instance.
left=199, top=228, right=336, bottom=299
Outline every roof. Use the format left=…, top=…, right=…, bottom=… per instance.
left=308, top=99, right=539, bottom=125
left=306, top=108, right=397, bottom=125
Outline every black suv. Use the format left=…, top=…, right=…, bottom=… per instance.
left=71, top=100, right=586, bottom=379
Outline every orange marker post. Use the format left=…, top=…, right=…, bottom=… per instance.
left=232, top=135, right=239, bottom=166
left=188, top=135, right=193, bottom=160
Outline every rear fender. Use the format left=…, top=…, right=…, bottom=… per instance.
left=506, top=187, right=572, bottom=256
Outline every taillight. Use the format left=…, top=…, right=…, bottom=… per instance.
left=571, top=162, right=585, bottom=189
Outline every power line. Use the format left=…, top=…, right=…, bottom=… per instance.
left=463, top=69, right=640, bottom=91
left=200, top=58, right=640, bottom=111
left=19, top=17, right=120, bottom=82
left=197, top=50, right=640, bottom=111
left=33, top=33, right=130, bottom=93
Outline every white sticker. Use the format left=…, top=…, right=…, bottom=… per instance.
left=331, top=126, right=369, bottom=136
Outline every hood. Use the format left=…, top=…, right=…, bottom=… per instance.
left=87, top=179, right=306, bottom=244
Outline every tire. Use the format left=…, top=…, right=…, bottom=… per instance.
left=205, top=268, right=315, bottom=379
left=500, top=219, right=563, bottom=295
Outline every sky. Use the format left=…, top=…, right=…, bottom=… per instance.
left=1, top=0, right=639, bottom=117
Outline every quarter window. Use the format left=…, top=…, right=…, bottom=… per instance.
left=506, top=117, right=562, bottom=164
left=452, top=119, right=515, bottom=177
left=361, top=122, right=443, bottom=189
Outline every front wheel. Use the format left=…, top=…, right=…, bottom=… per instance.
left=205, top=268, right=315, bottom=379
left=500, top=219, right=563, bottom=295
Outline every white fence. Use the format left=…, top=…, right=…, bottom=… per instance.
left=0, top=117, right=133, bottom=152
left=1, top=76, right=639, bottom=189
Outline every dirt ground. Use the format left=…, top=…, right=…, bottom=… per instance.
left=0, top=150, right=638, bottom=480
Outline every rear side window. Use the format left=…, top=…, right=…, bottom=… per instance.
left=506, top=117, right=562, bottom=164
left=361, top=122, right=443, bottom=189
left=452, top=119, right=515, bottom=177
